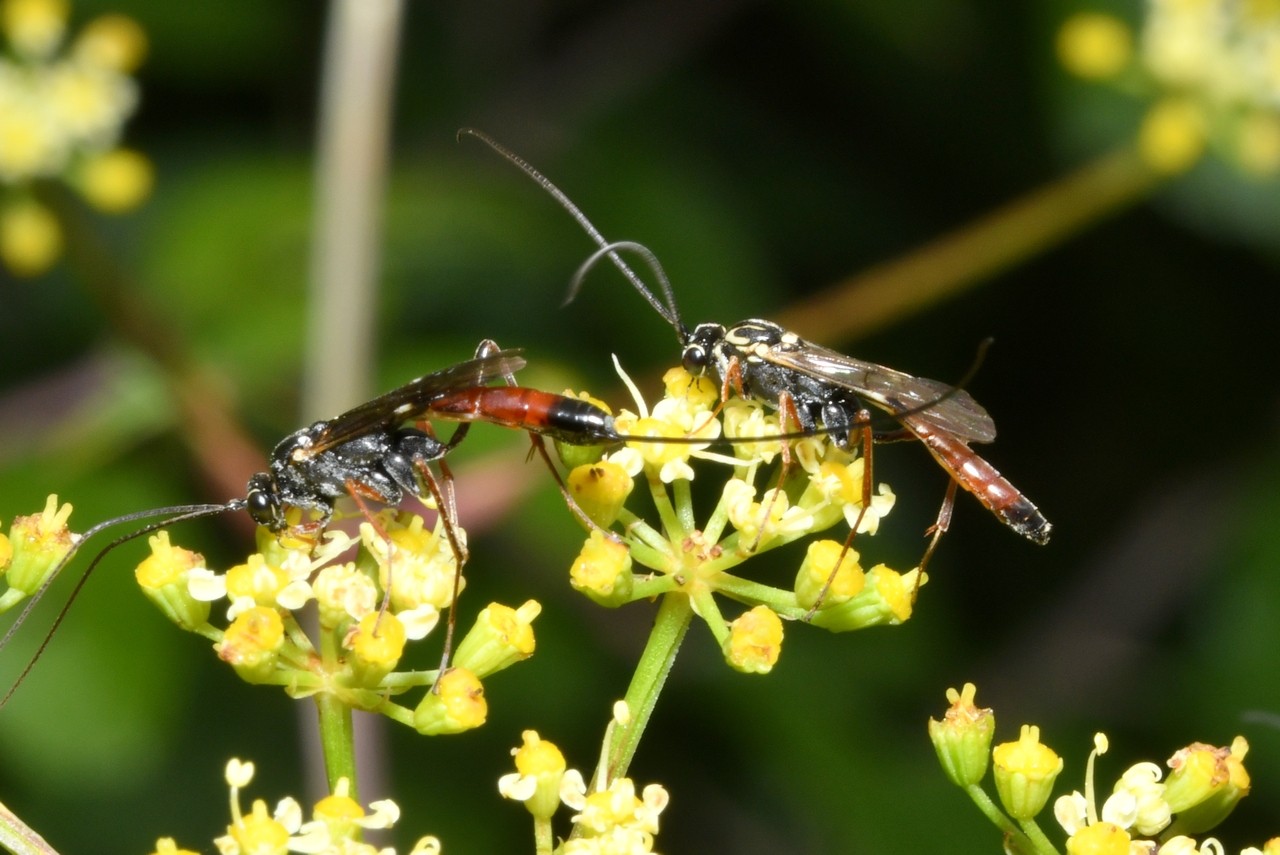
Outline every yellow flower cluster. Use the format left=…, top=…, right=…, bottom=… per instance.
left=499, top=705, right=671, bottom=855
left=1059, top=2, right=1280, bottom=175
left=149, top=758, right=441, bottom=855
left=0, top=0, right=150, bottom=275
left=132, top=508, right=540, bottom=736
left=564, top=363, right=921, bottom=675
left=929, top=684, right=1270, bottom=855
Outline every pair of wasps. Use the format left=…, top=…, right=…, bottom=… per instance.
left=3, top=131, right=1050, bottom=697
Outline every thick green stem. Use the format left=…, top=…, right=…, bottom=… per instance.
left=315, top=692, right=359, bottom=797
left=602, top=593, right=694, bottom=781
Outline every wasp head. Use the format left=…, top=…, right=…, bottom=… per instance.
left=245, top=472, right=286, bottom=531
left=682, top=323, right=727, bottom=377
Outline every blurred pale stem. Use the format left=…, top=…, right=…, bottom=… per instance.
left=303, top=0, right=406, bottom=803
left=773, top=145, right=1162, bottom=344
left=0, top=800, right=59, bottom=855
left=304, top=0, right=404, bottom=421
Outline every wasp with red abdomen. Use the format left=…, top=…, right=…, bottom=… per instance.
left=461, top=128, right=1052, bottom=564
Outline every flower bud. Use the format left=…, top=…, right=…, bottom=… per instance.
left=453, top=601, right=540, bottom=679
left=569, top=531, right=633, bottom=606
left=928, top=683, right=995, bottom=788
left=413, top=667, right=487, bottom=735
left=992, top=724, right=1063, bottom=820
left=723, top=606, right=783, bottom=674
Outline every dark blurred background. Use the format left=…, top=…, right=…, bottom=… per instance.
left=2, top=1, right=1279, bottom=853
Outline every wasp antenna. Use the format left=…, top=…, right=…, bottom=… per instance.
left=889, top=337, right=996, bottom=424
left=0, top=501, right=238, bottom=709
left=457, top=128, right=687, bottom=335
left=569, top=240, right=685, bottom=337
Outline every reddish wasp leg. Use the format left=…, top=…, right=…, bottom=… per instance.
left=411, top=459, right=471, bottom=686
left=803, top=413, right=875, bottom=621
left=341, top=484, right=403, bottom=628
left=742, top=390, right=806, bottom=554
left=913, top=478, right=959, bottom=601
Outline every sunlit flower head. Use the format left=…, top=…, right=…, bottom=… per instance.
left=0, top=0, right=150, bottom=276
left=1060, top=2, right=1280, bottom=175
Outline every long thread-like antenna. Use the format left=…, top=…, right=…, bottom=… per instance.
left=457, top=128, right=687, bottom=337
left=0, top=501, right=240, bottom=708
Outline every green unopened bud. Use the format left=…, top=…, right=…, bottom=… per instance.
left=723, top=605, right=783, bottom=674
left=413, top=667, right=486, bottom=734
left=808, top=564, right=921, bottom=632
left=453, top=600, right=540, bottom=679
left=992, top=724, right=1063, bottom=820
left=1164, top=737, right=1251, bottom=835
left=345, top=612, right=406, bottom=686
left=928, top=683, right=995, bottom=788
left=498, top=730, right=567, bottom=820
left=567, top=460, right=633, bottom=529
left=216, top=606, right=285, bottom=683
left=135, top=531, right=211, bottom=631
left=2, top=496, right=76, bottom=610
left=569, top=531, right=633, bottom=606
left=794, top=539, right=865, bottom=610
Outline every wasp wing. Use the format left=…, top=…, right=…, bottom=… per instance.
left=304, top=350, right=527, bottom=454
left=763, top=339, right=996, bottom=443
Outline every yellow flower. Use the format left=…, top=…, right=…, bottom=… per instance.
left=499, top=730, right=567, bottom=820
left=1058, top=13, right=1134, bottom=80
left=2, top=0, right=67, bottom=60
left=993, top=724, right=1064, bottom=820
left=216, top=606, right=285, bottom=682
left=73, top=13, right=147, bottom=72
left=723, top=605, right=783, bottom=674
left=928, top=683, right=995, bottom=788
left=567, top=459, right=634, bottom=528
left=453, top=600, right=541, bottom=679
left=75, top=147, right=152, bottom=211
left=0, top=198, right=61, bottom=275
left=413, top=667, right=487, bottom=734
left=345, top=612, right=406, bottom=686
left=794, top=539, right=865, bottom=610
left=135, top=531, right=210, bottom=632
left=569, top=530, right=634, bottom=605
left=1138, top=98, right=1207, bottom=174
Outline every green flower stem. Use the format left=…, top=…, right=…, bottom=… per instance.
left=962, top=784, right=1041, bottom=854
left=713, top=574, right=801, bottom=617
left=701, top=488, right=732, bottom=544
left=314, top=610, right=358, bottom=795
left=672, top=478, right=695, bottom=532
left=628, top=574, right=680, bottom=600
left=315, top=691, right=358, bottom=796
left=690, top=585, right=729, bottom=645
left=601, top=592, right=694, bottom=782
left=771, top=145, right=1162, bottom=345
left=373, top=698, right=416, bottom=729
left=645, top=474, right=684, bottom=540
left=379, top=669, right=439, bottom=690
left=1015, top=817, right=1061, bottom=855
left=533, top=816, right=554, bottom=855
left=617, top=509, right=675, bottom=563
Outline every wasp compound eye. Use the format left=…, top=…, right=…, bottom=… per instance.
left=244, top=476, right=280, bottom=529
left=681, top=344, right=709, bottom=376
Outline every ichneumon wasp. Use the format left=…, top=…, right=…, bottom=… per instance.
left=0, top=344, right=627, bottom=705
left=1, top=338, right=828, bottom=705
left=460, top=127, right=1052, bottom=597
